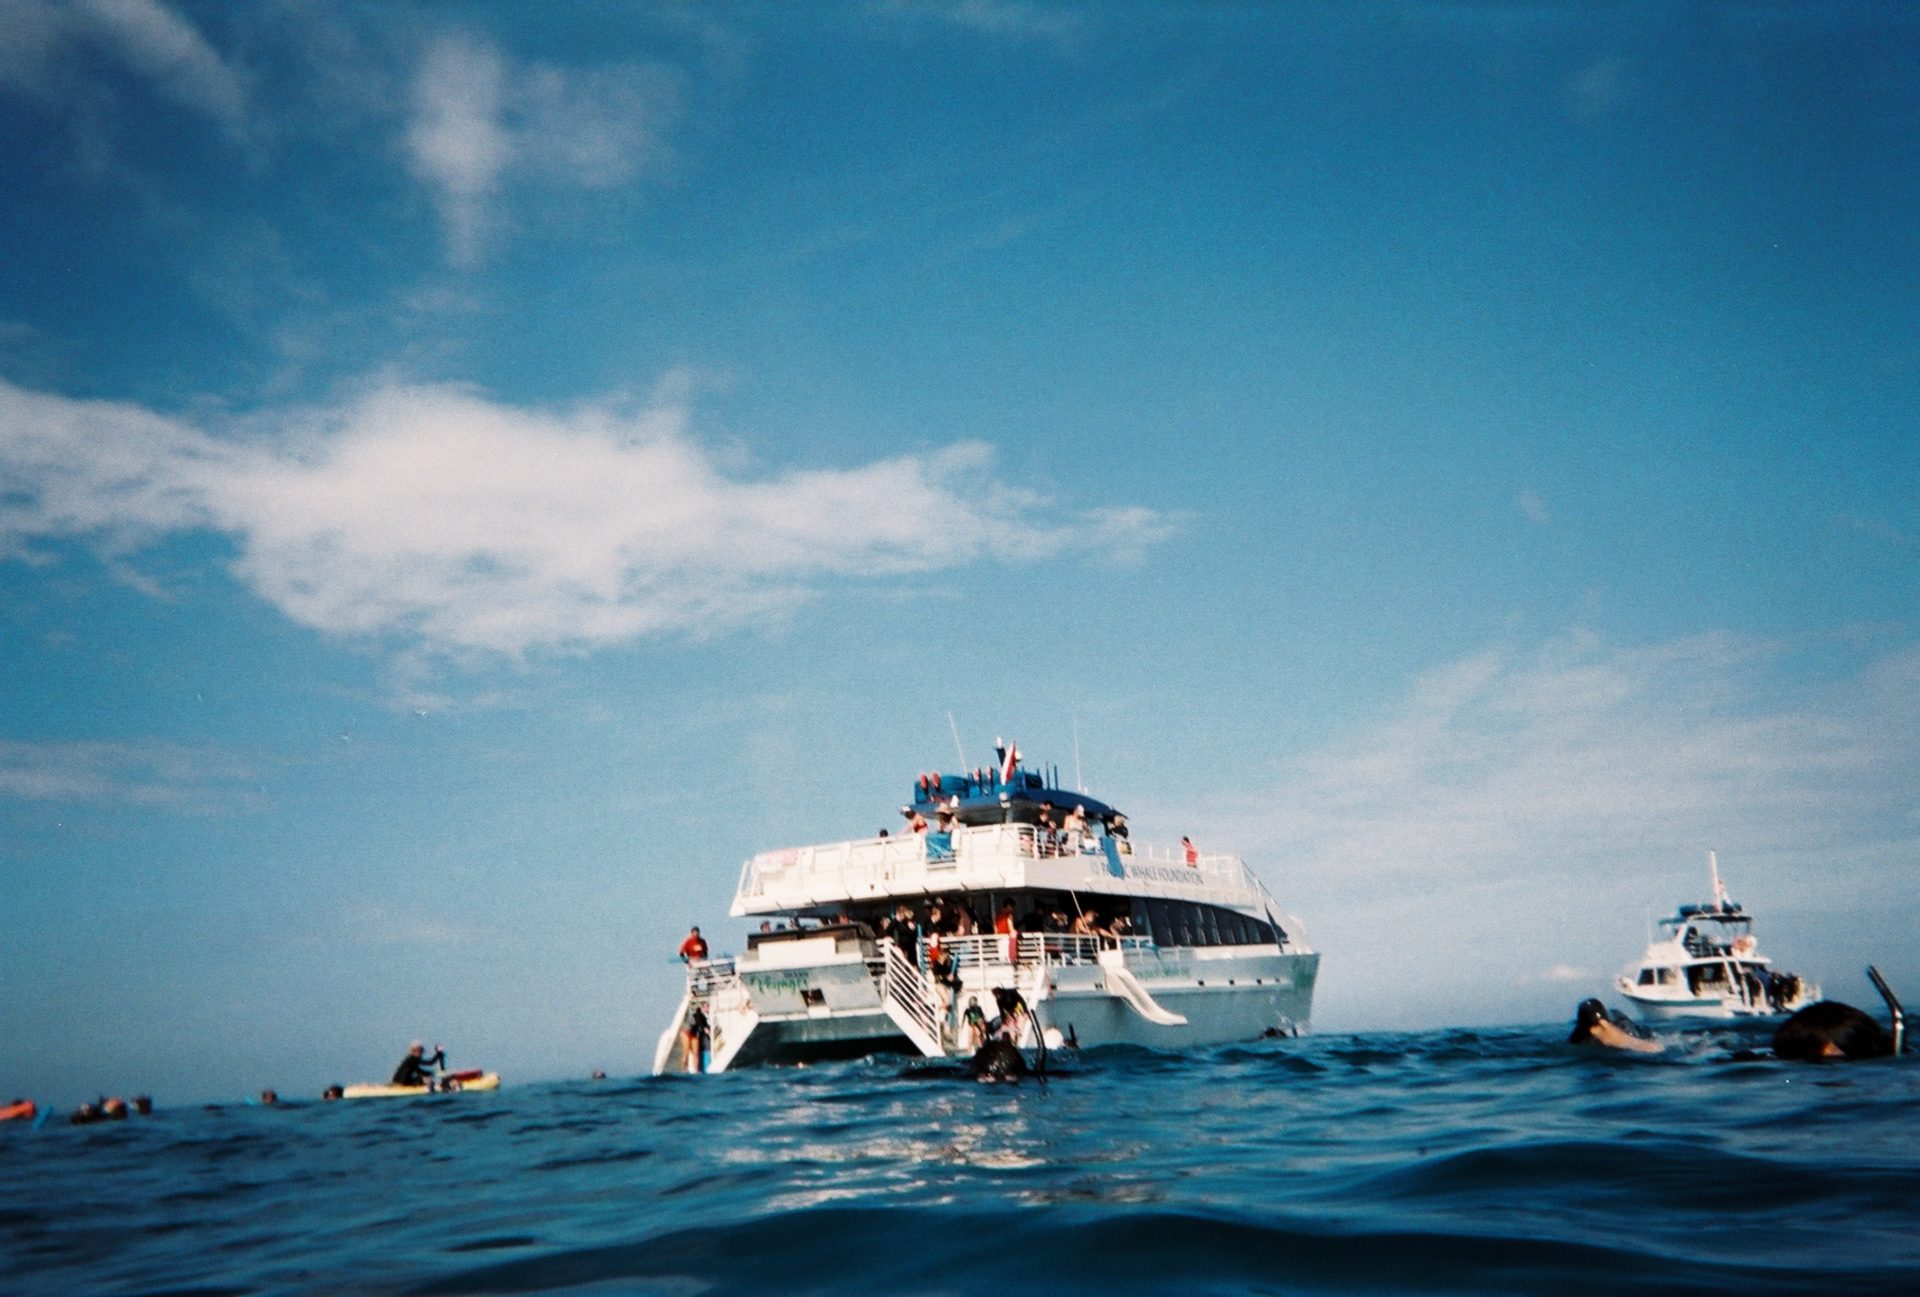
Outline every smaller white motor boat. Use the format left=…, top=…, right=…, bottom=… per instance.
left=1616, top=852, right=1818, bottom=1022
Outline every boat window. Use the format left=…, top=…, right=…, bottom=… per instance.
left=1638, top=969, right=1656, bottom=985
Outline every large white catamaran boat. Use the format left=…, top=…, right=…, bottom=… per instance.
left=654, top=744, right=1319, bottom=1074
left=1614, top=851, right=1819, bottom=1022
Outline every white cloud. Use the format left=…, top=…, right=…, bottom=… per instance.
left=0, top=738, right=258, bottom=811
left=0, top=376, right=1175, bottom=659
left=1230, top=630, right=1918, bottom=884
left=1180, top=629, right=1920, bottom=1027
left=404, top=37, right=513, bottom=267
left=404, top=34, right=681, bottom=266
left=0, top=0, right=248, bottom=135
left=72, top=0, right=249, bottom=133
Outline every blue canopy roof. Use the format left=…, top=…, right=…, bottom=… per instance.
left=907, top=763, right=1119, bottom=821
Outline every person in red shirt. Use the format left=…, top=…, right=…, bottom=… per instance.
left=678, top=926, right=709, bottom=962
left=1182, top=836, right=1199, bottom=866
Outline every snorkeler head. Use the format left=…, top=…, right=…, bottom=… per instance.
left=1569, top=999, right=1609, bottom=1042
left=1772, top=1001, right=1893, bottom=1062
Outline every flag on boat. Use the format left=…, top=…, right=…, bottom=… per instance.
left=999, top=741, right=1020, bottom=784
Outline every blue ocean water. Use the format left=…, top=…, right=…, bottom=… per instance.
left=5, top=1025, right=1918, bottom=1296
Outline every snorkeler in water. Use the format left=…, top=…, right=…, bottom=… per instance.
left=1569, top=999, right=1664, bottom=1053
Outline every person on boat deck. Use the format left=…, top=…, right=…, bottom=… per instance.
left=1035, top=804, right=1058, bottom=854
left=1106, top=812, right=1130, bottom=852
left=903, top=806, right=929, bottom=834
left=1182, top=836, right=1199, bottom=866
left=995, top=901, right=1018, bottom=963
left=1062, top=803, right=1089, bottom=851
left=962, top=996, right=989, bottom=1051
left=888, top=904, right=919, bottom=959
left=1568, top=1000, right=1663, bottom=1053
left=678, top=926, right=709, bottom=962
left=392, top=1041, right=448, bottom=1087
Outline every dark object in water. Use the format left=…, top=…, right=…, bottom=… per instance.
left=1569, top=999, right=1655, bottom=1045
left=968, top=1039, right=1029, bottom=1083
left=1772, top=1001, right=1893, bottom=1062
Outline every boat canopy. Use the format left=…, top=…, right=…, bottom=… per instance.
left=1663, top=906, right=1749, bottom=929
left=908, top=764, right=1118, bottom=824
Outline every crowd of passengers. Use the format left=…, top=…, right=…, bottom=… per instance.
left=757, top=894, right=1136, bottom=962
left=895, top=800, right=1130, bottom=859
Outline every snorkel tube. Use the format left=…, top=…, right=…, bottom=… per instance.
left=1866, top=965, right=1905, bottom=1055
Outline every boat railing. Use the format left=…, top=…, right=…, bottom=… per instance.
left=735, top=823, right=1270, bottom=909
left=935, top=931, right=1155, bottom=970
left=685, top=958, right=750, bottom=1012
left=874, top=938, right=944, bottom=1048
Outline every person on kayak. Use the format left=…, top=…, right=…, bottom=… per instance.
left=391, top=1041, right=447, bottom=1087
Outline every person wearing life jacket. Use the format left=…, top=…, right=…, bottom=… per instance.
left=391, top=1041, right=447, bottom=1087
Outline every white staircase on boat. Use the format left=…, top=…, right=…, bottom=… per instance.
left=878, top=940, right=947, bottom=1058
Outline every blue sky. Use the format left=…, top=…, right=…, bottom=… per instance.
left=2, top=1, right=1915, bottom=1105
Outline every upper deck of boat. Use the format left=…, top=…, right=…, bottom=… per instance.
left=731, top=822, right=1281, bottom=917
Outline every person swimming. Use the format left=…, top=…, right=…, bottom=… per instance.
left=1770, top=966, right=1907, bottom=1062
left=968, top=1038, right=1029, bottom=1083
left=1772, top=1001, right=1894, bottom=1062
left=1569, top=999, right=1664, bottom=1053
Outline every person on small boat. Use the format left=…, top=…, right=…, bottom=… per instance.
left=1569, top=999, right=1664, bottom=1053
left=391, top=1041, right=446, bottom=1087
left=322, top=1085, right=345, bottom=1101
left=1771, top=1001, right=1893, bottom=1062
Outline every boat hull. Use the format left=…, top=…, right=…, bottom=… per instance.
left=657, top=948, right=1318, bottom=1073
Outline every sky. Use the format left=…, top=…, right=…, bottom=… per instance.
left=1, top=1, right=1915, bottom=1106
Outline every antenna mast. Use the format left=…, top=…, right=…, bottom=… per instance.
left=1072, top=710, right=1085, bottom=792
left=947, top=712, right=968, bottom=771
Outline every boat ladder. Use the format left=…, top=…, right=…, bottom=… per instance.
left=878, top=940, right=947, bottom=1058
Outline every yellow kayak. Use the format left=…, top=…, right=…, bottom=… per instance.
left=341, top=1072, right=500, bottom=1099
